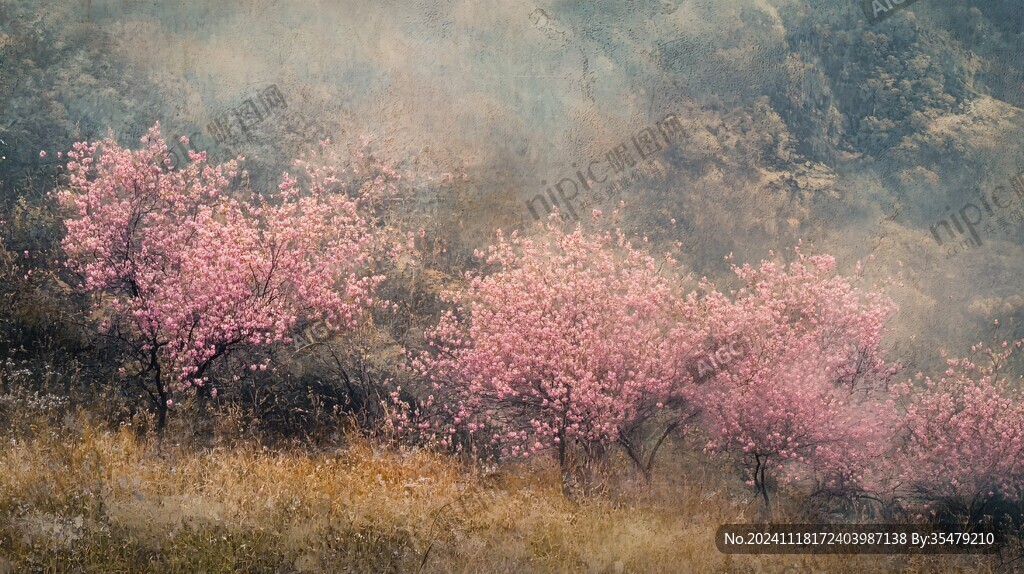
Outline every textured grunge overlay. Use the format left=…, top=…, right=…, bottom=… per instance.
left=1, top=0, right=1023, bottom=383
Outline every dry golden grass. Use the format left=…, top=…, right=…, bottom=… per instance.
left=0, top=406, right=1006, bottom=573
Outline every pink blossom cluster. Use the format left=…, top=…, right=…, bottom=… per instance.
left=55, top=124, right=1024, bottom=519
left=697, top=248, right=899, bottom=501
left=406, top=226, right=910, bottom=501
left=58, top=124, right=393, bottom=418
left=407, top=219, right=695, bottom=474
left=893, top=341, right=1024, bottom=514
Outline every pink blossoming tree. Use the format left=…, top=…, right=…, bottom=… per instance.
left=58, top=124, right=395, bottom=430
left=699, top=249, right=898, bottom=506
left=408, top=219, right=698, bottom=490
left=893, top=340, right=1024, bottom=524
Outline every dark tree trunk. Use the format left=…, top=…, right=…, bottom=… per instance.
left=753, top=454, right=770, bottom=508
left=558, top=427, right=571, bottom=497
left=619, top=419, right=682, bottom=484
left=149, top=346, right=167, bottom=434
left=156, top=379, right=167, bottom=432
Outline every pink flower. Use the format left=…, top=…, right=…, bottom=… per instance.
left=409, top=222, right=695, bottom=479
left=56, top=123, right=397, bottom=428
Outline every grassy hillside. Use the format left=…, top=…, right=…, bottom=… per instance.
left=0, top=396, right=1002, bottom=573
